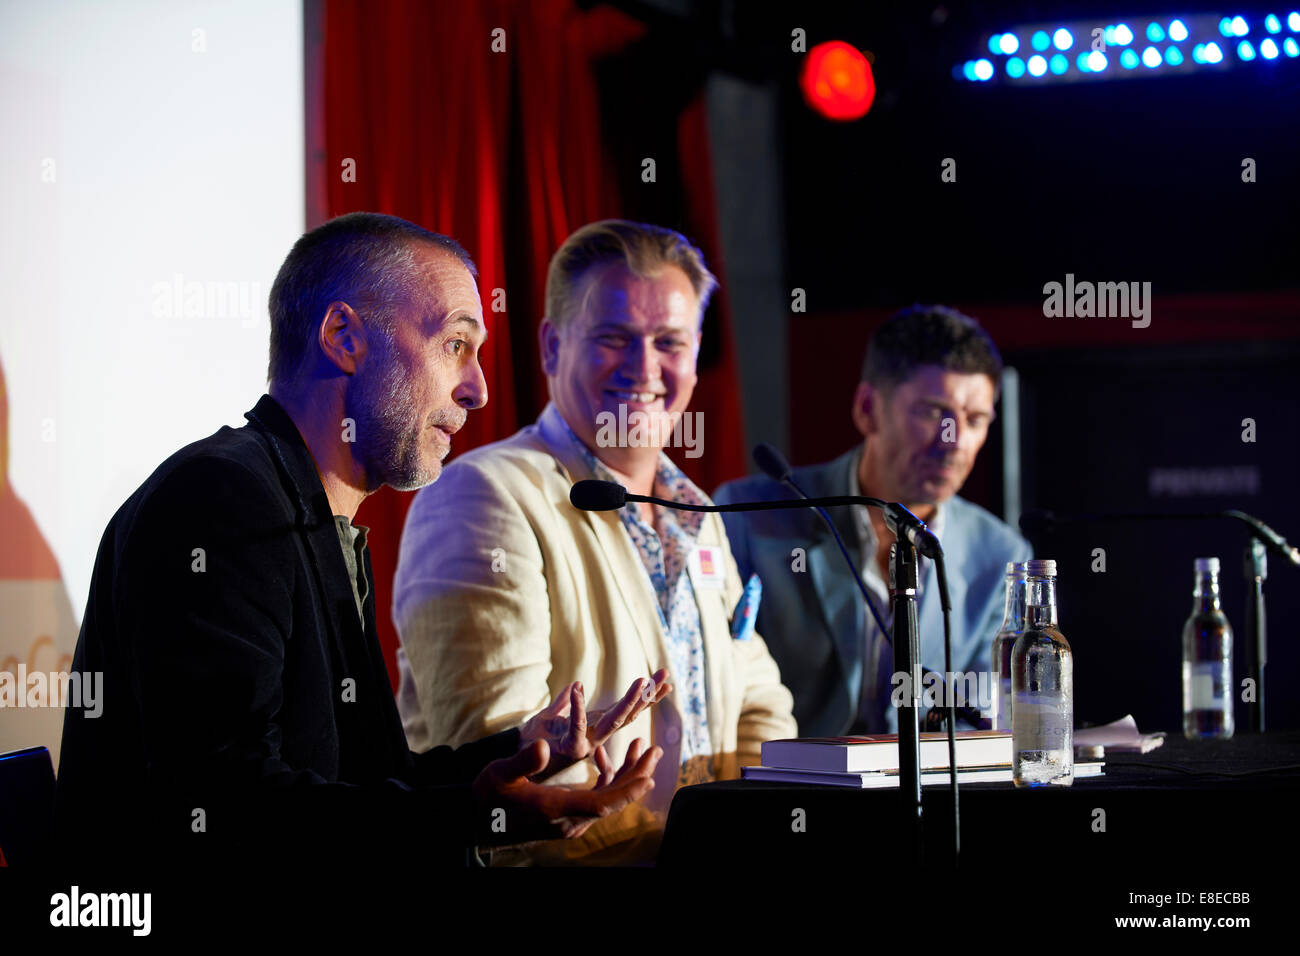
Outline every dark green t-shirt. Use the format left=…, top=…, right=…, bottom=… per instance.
left=333, top=515, right=370, bottom=627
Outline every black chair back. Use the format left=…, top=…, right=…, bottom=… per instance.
left=0, top=745, right=56, bottom=867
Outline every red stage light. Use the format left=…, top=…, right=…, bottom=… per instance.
left=800, top=41, right=875, bottom=121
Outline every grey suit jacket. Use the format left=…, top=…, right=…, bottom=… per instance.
left=715, top=449, right=1031, bottom=737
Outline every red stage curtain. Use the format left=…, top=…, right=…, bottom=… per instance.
left=314, top=0, right=748, bottom=688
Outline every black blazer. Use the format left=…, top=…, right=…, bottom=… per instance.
left=57, top=394, right=519, bottom=867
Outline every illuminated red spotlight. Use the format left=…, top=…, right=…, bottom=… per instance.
left=800, top=41, right=875, bottom=121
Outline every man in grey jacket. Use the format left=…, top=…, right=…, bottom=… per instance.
left=716, top=305, right=1031, bottom=736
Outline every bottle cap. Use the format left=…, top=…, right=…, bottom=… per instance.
left=1005, top=561, right=1028, bottom=575
left=1194, top=557, right=1220, bottom=574
left=1026, top=558, right=1057, bottom=577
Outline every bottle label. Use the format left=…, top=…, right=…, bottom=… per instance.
left=1188, top=661, right=1228, bottom=710
left=1012, top=695, right=1072, bottom=750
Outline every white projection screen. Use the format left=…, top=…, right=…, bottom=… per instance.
left=0, top=0, right=304, bottom=766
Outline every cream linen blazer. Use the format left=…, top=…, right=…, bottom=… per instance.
left=393, top=404, right=796, bottom=861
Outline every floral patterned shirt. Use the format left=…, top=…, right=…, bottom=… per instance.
left=562, top=420, right=713, bottom=762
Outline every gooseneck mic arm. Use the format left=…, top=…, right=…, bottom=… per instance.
left=569, top=478, right=884, bottom=515
left=571, top=460, right=962, bottom=865
left=1022, top=507, right=1298, bottom=733
left=750, top=443, right=959, bottom=867
left=1020, top=509, right=1299, bottom=567
left=750, top=443, right=892, bottom=639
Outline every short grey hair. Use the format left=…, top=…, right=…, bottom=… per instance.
left=267, top=212, right=476, bottom=390
left=544, top=219, right=717, bottom=329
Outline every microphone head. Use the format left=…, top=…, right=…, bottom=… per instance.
left=569, top=479, right=628, bottom=512
left=752, top=442, right=793, bottom=483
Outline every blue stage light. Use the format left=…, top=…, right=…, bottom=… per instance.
left=1027, top=54, right=1048, bottom=76
left=1192, top=43, right=1205, bottom=63
left=1231, top=17, right=1249, bottom=37
left=1164, top=46, right=1184, bottom=65
left=1006, top=56, right=1026, bottom=77
left=1290, top=13, right=1300, bottom=32
left=1147, top=22, right=1165, bottom=42
left=1054, top=28, right=1073, bottom=50
left=1114, top=24, right=1134, bottom=45
left=1219, top=17, right=1234, bottom=37
left=1120, top=49, right=1139, bottom=68
left=1204, top=42, right=1224, bottom=63
left=1088, top=50, right=1108, bottom=71
left=1286, top=37, right=1300, bottom=56
left=963, top=60, right=978, bottom=80
left=1000, top=34, right=1020, bottom=54
left=1032, top=30, right=1050, bottom=51
left=1238, top=40, right=1256, bottom=60
left=989, top=34, right=1002, bottom=54
left=1266, top=15, right=1282, bottom=33
left=974, top=58, right=994, bottom=80
left=1142, top=46, right=1162, bottom=67
left=1050, top=53, right=1068, bottom=74
left=1169, top=20, right=1189, bottom=42
left=1077, top=51, right=1091, bottom=72
left=1261, top=38, right=1280, bottom=58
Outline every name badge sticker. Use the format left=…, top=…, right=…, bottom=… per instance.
left=690, top=545, right=726, bottom=591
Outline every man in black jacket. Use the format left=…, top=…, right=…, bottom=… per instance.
left=56, top=213, right=665, bottom=870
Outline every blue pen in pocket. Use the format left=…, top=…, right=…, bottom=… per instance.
left=730, top=573, right=762, bottom=641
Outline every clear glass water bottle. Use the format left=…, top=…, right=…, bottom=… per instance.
left=1182, top=557, right=1234, bottom=740
left=1012, top=559, right=1073, bottom=787
left=991, top=562, right=1028, bottom=732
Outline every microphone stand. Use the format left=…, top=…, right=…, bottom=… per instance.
left=1022, top=509, right=1298, bottom=732
left=888, top=537, right=924, bottom=863
left=755, top=449, right=963, bottom=867
left=1243, top=539, right=1267, bottom=732
left=568, top=474, right=961, bottom=866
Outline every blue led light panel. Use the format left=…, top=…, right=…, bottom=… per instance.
left=952, top=13, right=1292, bottom=85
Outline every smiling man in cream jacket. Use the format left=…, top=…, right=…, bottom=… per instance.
left=393, top=220, right=796, bottom=864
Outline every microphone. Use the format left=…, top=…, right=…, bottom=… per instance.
left=751, top=443, right=896, bottom=644
left=751, top=443, right=970, bottom=721
left=572, top=457, right=964, bottom=861
left=751, top=442, right=793, bottom=484
left=569, top=478, right=884, bottom=515
left=751, top=442, right=962, bottom=865
left=1226, top=511, right=1299, bottom=567
left=754, top=444, right=944, bottom=559
left=569, top=479, right=628, bottom=512
left=1021, top=509, right=1299, bottom=567
left=1021, top=505, right=1298, bottom=734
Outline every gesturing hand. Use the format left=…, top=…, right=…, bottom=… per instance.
left=518, top=669, right=671, bottom=780
left=472, top=737, right=663, bottom=842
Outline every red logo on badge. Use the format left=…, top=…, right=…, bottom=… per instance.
left=698, top=549, right=716, bottom=576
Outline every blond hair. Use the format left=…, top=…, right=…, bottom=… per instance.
left=544, top=219, right=717, bottom=328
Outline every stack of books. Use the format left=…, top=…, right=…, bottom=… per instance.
left=742, top=731, right=1104, bottom=787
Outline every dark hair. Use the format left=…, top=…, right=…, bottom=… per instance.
left=861, top=304, right=1003, bottom=394
left=267, top=212, right=477, bottom=390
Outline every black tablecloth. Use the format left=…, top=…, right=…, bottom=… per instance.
left=660, top=731, right=1300, bottom=910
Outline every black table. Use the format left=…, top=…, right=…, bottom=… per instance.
left=659, top=732, right=1300, bottom=925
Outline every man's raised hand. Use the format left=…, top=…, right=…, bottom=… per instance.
left=472, top=737, right=663, bottom=842
left=518, top=669, right=671, bottom=780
